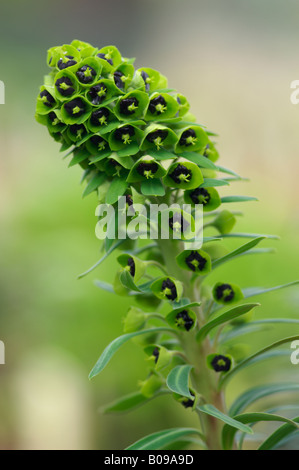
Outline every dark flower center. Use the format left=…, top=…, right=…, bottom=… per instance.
left=127, top=257, right=135, bottom=277
left=175, top=310, right=194, bottom=331
left=185, top=251, right=207, bottom=272
left=181, top=391, right=195, bottom=408
left=146, top=130, right=168, bottom=145
left=190, top=187, right=211, bottom=205
left=126, top=194, right=133, bottom=206
left=119, top=97, right=139, bottom=115
left=169, top=213, right=190, bottom=234
left=87, top=84, right=107, bottom=105
left=211, top=355, right=231, bottom=372
left=179, top=129, right=197, bottom=147
left=64, top=98, right=86, bottom=117
left=48, top=111, right=62, bottom=128
left=141, top=70, right=150, bottom=91
left=114, top=70, right=125, bottom=89
left=162, top=278, right=177, bottom=301
left=90, top=135, right=106, bottom=152
left=114, top=126, right=135, bottom=144
left=97, top=53, right=113, bottom=65
left=39, top=90, right=55, bottom=107
left=55, top=77, right=75, bottom=97
left=90, top=108, right=110, bottom=126
left=69, top=124, right=86, bottom=140
left=152, top=347, right=160, bottom=364
left=203, top=143, right=210, bottom=157
left=57, top=55, right=77, bottom=70
left=149, top=95, right=167, bottom=115
left=136, top=162, right=159, bottom=179
left=215, top=283, right=234, bottom=302
left=76, top=65, right=96, bottom=84
left=169, top=164, right=192, bottom=184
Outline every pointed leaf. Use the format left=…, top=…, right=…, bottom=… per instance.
left=222, top=412, right=299, bottom=450
left=82, top=173, right=106, bottom=198
left=258, top=417, right=299, bottom=450
left=78, top=240, right=125, bottom=279
left=89, top=327, right=176, bottom=379
left=105, top=175, right=128, bottom=204
left=141, top=179, right=166, bottom=196
left=243, top=281, right=299, bottom=299
left=197, top=404, right=253, bottom=434
left=221, top=196, right=258, bottom=203
left=212, top=237, right=265, bottom=269
left=166, top=365, right=193, bottom=398
left=102, top=390, right=168, bottom=414
left=125, top=428, right=204, bottom=451
left=196, top=303, right=260, bottom=342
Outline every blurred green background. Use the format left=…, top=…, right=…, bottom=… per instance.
left=0, top=0, right=299, bottom=450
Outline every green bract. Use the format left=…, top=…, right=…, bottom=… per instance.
left=36, top=40, right=299, bottom=452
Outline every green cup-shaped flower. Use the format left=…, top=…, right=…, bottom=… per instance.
left=136, top=67, right=168, bottom=92
left=109, top=123, right=144, bottom=153
left=212, top=210, right=237, bottom=234
left=212, top=282, right=244, bottom=305
left=54, top=69, right=79, bottom=102
left=175, top=126, right=209, bottom=154
left=114, top=90, right=149, bottom=121
left=145, top=92, right=179, bottom=121
left=97, top=45, right=122, bottom=69
left=176, top=249, right=211, bottom=274
left=151, top=276, right=183, bottom=302
left=61, top=95, right=92, bottom=124
left=72, top=57, right=102, bottom=87
left=36, top=110, right=67, bottom=134
left=166, top=307, right=197, bottom=332
left=117, top=254, right=146, bottom=282
left=123, top=306, right=146, bottom=333
left=141, top=124, right=178, bottom=151
left=207, top=353, right=233, bottom=373
left=67, top=123, right=88, bottom=143
left=36, top=86, right=57, bottom=115
left=127, top=156, right=166, bottom=183
left=49, top=44, right=81, bottom=70
left=164, top=159, right=203, bottom=189
left=85, top=78, right=120, bottom=106
left=184, top=186, right=221, bottom=212
left=85, top=135, right=110, bottom=156
left=144, top=345, right=173, bottom=371
left=71, top=39, right=97, bottom=60
left=87, top=107, right=116, bottom=133
left=203, top=141, right=219, bottom=162
left=176, top=93, right=190, bottom=117
left=113, top=63, right=135, bottom=92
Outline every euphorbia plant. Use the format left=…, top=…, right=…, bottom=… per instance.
left=36, top=40, right=299, bottom=451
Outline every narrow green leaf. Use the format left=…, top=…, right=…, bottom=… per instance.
left=89, top=327, right=176, bottom=379
left=78, top=240, right=125, bottom=279
left=258, top=418, right=299, bottom=450
left=197, top=404, right=253, bottom=435
left=220, top=335, right=299, bottom=387
left=243, top=281, right=299, bottom=299
left=102, top=390, right=169, bottom=414
left=141, top=179, right=166, bottom=196
left=229, top=383, right=299, bottom=417
left=196, top=303, right=260, bottom=342
left=105, top=175, right=128, bottom=204
left=166, top=365, right=193, bottom=398
left=82, top=173, right=106, bottom=198
left=125, top=428, right=204, bottom=451
left=222, top=412, right=299, bottom=450
left=212, top=237, right=265, bottom=269
left=94, top=279, right=115, bottom=293
left=216, top=166, right=241, bottom=177
left=206, top=233, right=279, bottom=240
left=200, top=178, right=229, bottom=188
left=221, top=319, right=299, bottom=343
left=221, top=196, right=258, bottom=203
left=180, top=152, right=217, bottom=170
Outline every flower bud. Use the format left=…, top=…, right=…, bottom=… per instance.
left=123, top=307, right=146, bottom=333
left=211, top=210, right=236, bottom=234
left=139, top=374, right=163, bottom=398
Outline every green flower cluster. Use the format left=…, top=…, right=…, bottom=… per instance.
left=36, top=40, right=222, bottom=205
